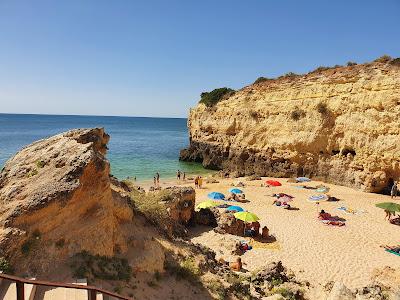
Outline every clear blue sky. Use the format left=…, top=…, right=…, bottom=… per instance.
left=0, top=0, right=399, bottom=118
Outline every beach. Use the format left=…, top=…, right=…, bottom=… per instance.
left=140, top=175, right=400, bottom=297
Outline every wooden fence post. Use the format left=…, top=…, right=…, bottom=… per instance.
left=16, top=281, right=24, bottom=300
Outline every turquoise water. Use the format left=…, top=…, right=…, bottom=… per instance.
left=0, top=113, right=207, bottom=180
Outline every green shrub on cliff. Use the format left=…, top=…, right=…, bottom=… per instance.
left=253, top=77, right=270, bottom=84
left=374, top=55, right=392, bottom=63
left=0, top=257, right=13, bottom=274
left=199, top=88, right=235, bottom=107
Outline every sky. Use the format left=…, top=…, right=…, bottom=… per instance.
left=0, top=0, right=399, bottom=118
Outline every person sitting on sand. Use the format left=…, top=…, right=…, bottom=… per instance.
left=262, top=226, right=269, bottom=239
left=318, top=209, right=332, bottom=220
left=251, top=221, right=260, bottom=237
left=227, top=192, right=239, bottom=201
left=229, top=257, right=242, bottom=271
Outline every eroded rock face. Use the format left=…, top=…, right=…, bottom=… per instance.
left=181, top=61, right=400, bottom=192
left=0, top=128, right=133, bottom=274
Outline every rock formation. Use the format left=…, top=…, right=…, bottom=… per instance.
left=162, top=187, right=195, bottom=225
left=181, top=59, right=400, bottom=192
left=0, top=128, right=133, bottom=274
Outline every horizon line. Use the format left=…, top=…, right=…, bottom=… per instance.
left=0, top=112, right=188, bottom=120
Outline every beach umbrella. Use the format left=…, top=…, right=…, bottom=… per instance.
left=375, top=202, right=400, bottom=213
left=308, top=194, right=329, bottom=202
left=266, top=180, right=282, bottom=187
left=316, top=186, right=330, bottom=193
left=229, top=188, right=243, bottom=194
left=234, top=211, right=260, bottom=222
left=226, top=205, right=244, bottom=212
left=208, top=192, right=225, bottom=200
left=296, top=177, right=311, bottom=182
left=196, top=200, right=218, bottom=211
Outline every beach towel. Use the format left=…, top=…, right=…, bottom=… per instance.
left=321, top=220, right=345, bottom=226
left=249, top=239, right=280, bottom=250
left=337, top=206, right=366, bottom=215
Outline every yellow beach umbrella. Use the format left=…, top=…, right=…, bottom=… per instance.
left=196, top=200, right=218, bottom=211
left=234, top=211, right=260, bottom=223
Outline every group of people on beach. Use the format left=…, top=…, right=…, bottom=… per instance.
left=176, top=170, right=186, bottom=181
left=153, top=172, right=160, bottom=187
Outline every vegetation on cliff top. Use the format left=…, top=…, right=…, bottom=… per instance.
left=199, top=87, right=235, bottom=107
left=252, top=55, right=398, bottom=86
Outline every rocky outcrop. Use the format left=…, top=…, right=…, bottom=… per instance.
left=214, top=211, right=245, bottom=236
left=0, top=128, right=133, bottom=274
left=163, top=187, right=195, bottom=225
left=181, top=59, right=400, bottom=192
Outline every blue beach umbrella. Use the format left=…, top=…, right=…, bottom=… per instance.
left=296, top=177, right=311, bottom=182
left=229, top=188, right=243, bottom=194
left=226, top=205, right=244, bottom=212
left=208, top=192, right=225, bottom=200
left=308, top=194, right=328, bottom=202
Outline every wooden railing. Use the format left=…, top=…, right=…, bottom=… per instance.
left=0, top=273, right=132, bottom=300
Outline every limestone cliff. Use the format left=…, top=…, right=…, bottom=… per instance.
left=181, top=59, right=400, bottom=192
left=0, top=128, right=133, bottom=274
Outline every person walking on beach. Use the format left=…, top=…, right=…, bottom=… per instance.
left=177, top=170, right=181, bottom=180
left=391, top=181, right=398, bottom=199
left=153, top=176, right=157, bottom=187
left=194, top=176, right=199, bottom=188
left=183, top=172, right=186, bottom=181
left=198, top=176, right=203, bottom=189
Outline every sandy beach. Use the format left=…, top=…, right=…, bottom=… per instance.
left=140, top=175, right=400, bottom=297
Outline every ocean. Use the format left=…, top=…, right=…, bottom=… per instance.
left=0, top=113, right=208, bottom=180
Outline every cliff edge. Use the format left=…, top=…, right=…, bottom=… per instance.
left=181, top=58, right=400, bottom=192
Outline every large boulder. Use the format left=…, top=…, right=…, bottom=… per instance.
left=214, top=211, right=245, bottom=236
left=0, top=128, right=133, bottom=274
left=162, top=187, right=195, bottom=225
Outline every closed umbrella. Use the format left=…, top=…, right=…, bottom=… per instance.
left=226, top=205, right=244, bottom=212
left=196, top=200, right=218, bottom=211
left=208, top=192, right=225, bottom=200
left=229, top=188, right=243, bottom=194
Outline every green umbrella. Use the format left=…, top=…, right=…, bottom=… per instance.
left=234, top=211, right=260, bottom=223
left=375, top=202, right=400, bottom=212
left=196, top=200, right=218, bottom=211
